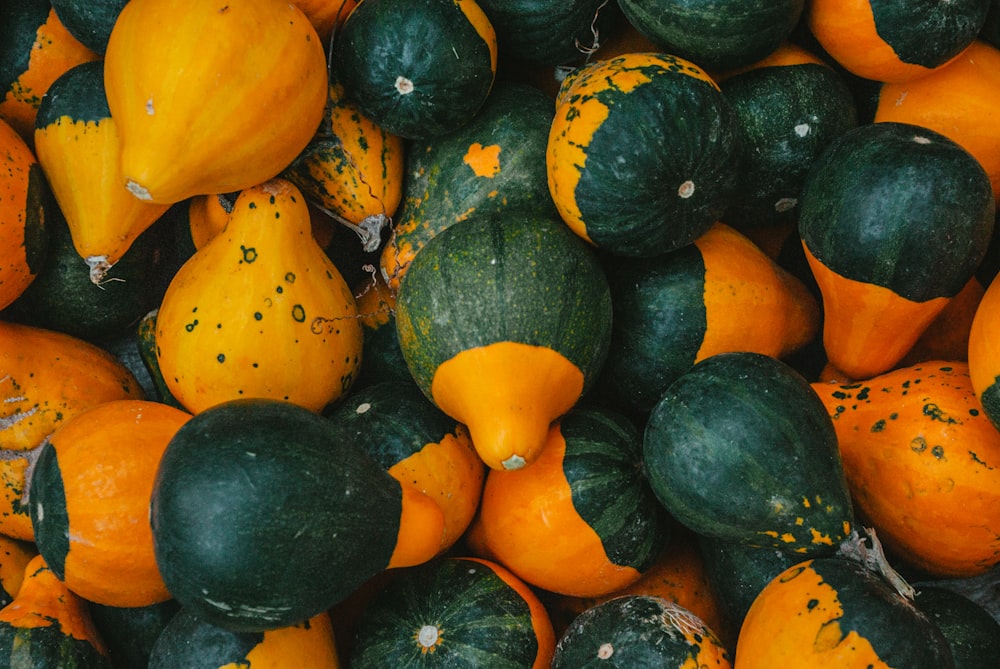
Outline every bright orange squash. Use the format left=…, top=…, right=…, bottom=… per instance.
left=0, top=117, right=47, bottom=310
left=103, top=0, right=329, bottom=204
left=155, top=178, right=364, bottom=414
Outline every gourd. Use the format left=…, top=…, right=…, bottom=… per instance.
left=617, top=0, right=804, bottom=72
left=0, top=320, right=145, bottom=541
left=812, top=362, right=1000, bottom=577
left=103, top=0, right=328, bottom=204
left=148, top=609, right=340, bottom=669
left=914, top=585, right=1000, bottom=669
left=546, top=52, right=743, bottom=257
left=352, top=271, right=410, bottom=388
left=155, top=178, right=364, bottom=415
left=292, top=0, right=357, bottom=43
left=48, top=0, right=129, bottom=54
left=476, top=0, right=625, bottom=66
left=872, top=40, right=1000, bottom=204
left=0, top=116, right=47, bottom=311
left=150, top=398, right=445, bottom=632
left=28, top=399, right=193, bottom=608
left=717, top=42, right=858, bottom=229
left=89, top=599, right=181, bottom=669
left=322, top=380, right=485, bottom=554
left=331, top=0, right=497, bottom=140
left=283, top=72, right=404, bottom=252
left=0, top=554, right=111, bottom=668
left=807, top=0, right=989, bottom=83
left=552, top=595, right=732, bottom=669
left=394, top=212, right=613, bottom=470
left=0, top=0, right=99, bottom=143
left=33, top=60, right=171, bottom=283
left=379, top=80, right=557, bottom=290
left=349, top=557, right=555, bottom=669
left=798, top=121, right=995, bottom=380
left=643, top=351, right=854, bottom=555
left=597, top=222, right=820, bottom=415
left=0, top=536, right=36, bottom=610
left=734, top=545, right=956, bottom=668
left=467, top=406, right=668, bottom=598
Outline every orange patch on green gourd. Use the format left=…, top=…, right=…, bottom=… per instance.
left=463, top=142, right=501, bottom=178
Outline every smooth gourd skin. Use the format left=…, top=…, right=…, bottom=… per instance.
left=643, top=351, right=854, bottom=555
left=553, top=595, right=732, bottom=669
left=469, top=407, right=668, bottom=598
left=380, top=81, right=557, bottom=290
left=28, top=400, right=192, bottom=608
left=0, top=555, right=111, bottom=668
left=617, top=0, right=804, bottom=72
left=547, top=52, right=743, bottom=257
left=394, top=213, right=613, bottom=470
left=718, top=47, right=858, bottom=229
left=150, top=398, right=410, bottom=632
left=807, top=0, right=988, bottom=82
left=350, top=557, right=555, bottom=669
left=799, top=121, right=995, bottom=380
left=735, top=557, right=956, bottom=669
left=0, top=0, right=99, bottom=143
left=48, top=0, right=128, bottom=54
left=148, top=609, right=340, bottom=669
left=103, top=0, right=329, bottom=204
left=32, top=59, right=171, bottom=281
left=812, top=362, right=1000, bottom=578
left=477, top=0, right=625, bottom=66
left=0, top=116, right=48, bottom=310
left=0, top=321, right=145, bottom=542
left=598, top=222, right=820, bottom=415
left=331, top=0, right=497, bottom=140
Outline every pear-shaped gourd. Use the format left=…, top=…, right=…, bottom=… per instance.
left=155, top=178, right=363, bottom=414
left=394, top=213, right=613, bottom=470
left=799, top=121, right=995, bottom=379
left=150, top=398, right=445, bottom=632
left=103, top=0, right=328, bottom=204
left=33, top=60, right=170, bottom=283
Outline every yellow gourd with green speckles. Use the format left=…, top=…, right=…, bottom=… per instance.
left=154, top=178, right=364, bottom=414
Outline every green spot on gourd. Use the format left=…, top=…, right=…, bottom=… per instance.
left=185, top=320, right=198, bottom=332
left=285, top=272, right=296, bottom=283
left=241, top=245, right=257, bottom=263
left=254, top=312, right=263, bottom=321
left=217, top=354, right=225, bottom=363
left=292, top=305, right=306, bottom=322
left=870, top=419, right=886, bottom=433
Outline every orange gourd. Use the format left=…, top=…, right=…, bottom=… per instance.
left=0, top=117, right=47, bottom=310
left=103, top=0, right=329, bottom=204
left=292, top=0, right=358, bottom=43
left=812, top=362, right=1000, bottom=577
left=155, top=178, right=364, bottom=414
left=0, top=320, right=145, bottom=541
left=29, top=399, right=193, bottom=607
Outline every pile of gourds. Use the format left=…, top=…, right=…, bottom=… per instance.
left=2, top=0, right=1000, bottom=666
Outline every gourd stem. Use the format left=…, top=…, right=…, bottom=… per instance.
left=837, top=527, right=916, bottom=600
left=311, top=202, right=388, bottom=252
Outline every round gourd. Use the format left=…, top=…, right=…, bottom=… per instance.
left=349, top=557, right=555, bottom=669
left=33, top=59, right=172, bottom=283
left=103, top=0, right=328, bottom=203
left=597, top=222, right=820, bottom=415
left=148, top=609, right=340, bottom=669
left=617, top=0, right=804, bottom=72
left=0, top=116, right=47, bottom=311
left=735, top=555, right=956, bottom=668
left=546, top=52, right=743, bottom=257
left=812, top=362, right=1000, bottom=578
left=155, top=179, right=364, bottom=414
left=331, top=0, right=497, bottom=140
left=394, top=212, right=613, bottom=470
left=477, top=0, right=624, bottom=66
left=552, top=595, right=732, bottom=669
left=323, top=380, right=486, bottom=554
left=643, top=351, right=854, bottom=555
left=0, top=555, right=111, bottom=668
left=0, top=0, right=99, bottom=143
left=468, top=407, right=669, bottom=598
left=379, top=80, right=557, bottom=290
left=150, top=398, right=445, bottom=632
left=718, top=43, right=858, bottom=229
left=28, top=399, right=193, bottom=608
left=807, top=0, right=990, bottom=83
left=799, top=121, right=995, bottom=380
